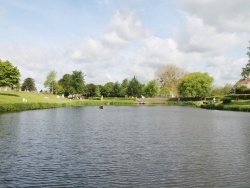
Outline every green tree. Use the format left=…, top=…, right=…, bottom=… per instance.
left=241, top=43, right=250, bottom=78
left=158, top=86, right=171, bottom=97
left=21, top=77, right=37, bottom=91
left=86, top=83, right=96, bottom=97
left=103, top=82, right=114, bottom=97
left=0, top=59, right=21, bottom=88
left=178, top=72, right=214, bottom=97
left=113, top=81, right=121, bottom=97
left=51, top=81, right=63, bottom=95
left=127, top=76, right=143, bottom=97
left=211, top=84, right=232, bottom=96
left=95, top=85, right=102, bottom=97
left=44, top=70, right=57, bottom=94
left=71, top=70, right=85, bottom=94
left=120, top=78, right=129, bottom=97
left=144, top=80, right=158, bottom=97
left=58, top=74, right=71, bottom=89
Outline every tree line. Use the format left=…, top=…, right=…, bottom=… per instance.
left=44, top=70, right=160, bottom=98
left=0, top=60, right=230, bottom=98
left=1, top=42, right=250, bottom=97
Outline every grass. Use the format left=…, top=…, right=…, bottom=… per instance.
left=0, top=91, right=137, bottom=112
left=201, top=100, right=250, bottom=112
left=4, top=91, right=249, bottom=113
left=0, top=91, right=70, bottom=104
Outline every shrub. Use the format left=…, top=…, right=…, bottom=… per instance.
left=222, top=97, right=232, bottom=104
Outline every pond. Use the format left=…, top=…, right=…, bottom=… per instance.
left=0, top=106, right=250, bottom=187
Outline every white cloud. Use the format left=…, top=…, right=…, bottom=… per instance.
left=0, top=45, right=84, bottom=90
left=102, top=31, right=128, bottom=49
left=1, top=1, right=249, bottom=90
left=104, top=10, right=149, bottom=43
left=179, top=0, right=250, bottom=32
left=67, top=37, right=116, bottom=62
left=175, top=14, right=241, bottom=54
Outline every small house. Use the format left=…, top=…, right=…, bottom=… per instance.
left=238, top=77, right=250, bottom=89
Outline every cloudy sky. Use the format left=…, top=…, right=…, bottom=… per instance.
left=1, top=0, right=249, bottom=90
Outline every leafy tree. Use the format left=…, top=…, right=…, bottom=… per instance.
left=103, top=82, right=114, bottom=97
left=71, top=70, right=85, bottom=94
left=51, top=81, right=63, bottom=95
left=21, top=77, right=37, bottom=91
left=241, top=43, right=250, bottom=78
left=120, top=78, right=129, bottom=97
left=95, top=85, right=102, bottom=97
left=178, top=72, right=214, bottom=97
left=241, top=64, right=250, bottom=78
left=58, top=74, right=71, bottom=90
left=0, top=59, right=21, bottom=88
left=155, top=64, right=187, bottom=96
left=86, top=83, right=96, bottom=97
left=44, top=70, right=57, bottom=94
left=127, top=76, right=143, bottom=97
left=113, top=81, right=121, bottom=97
left=211, top=84, right=232, bottom=96
left=144, top=80, right=158, bottom=97
left=158, top=86, right=171, bottom=97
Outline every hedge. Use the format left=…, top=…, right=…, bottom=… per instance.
left=225, top=94, right=250, bottom=100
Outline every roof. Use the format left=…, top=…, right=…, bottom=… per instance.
left=239, top=77, right=250, bottom=84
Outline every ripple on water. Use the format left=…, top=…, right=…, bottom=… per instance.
left=1, top=106, right=250, bottom=187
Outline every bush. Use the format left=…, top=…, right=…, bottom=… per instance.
left=222, top=97, right=232, bottom=104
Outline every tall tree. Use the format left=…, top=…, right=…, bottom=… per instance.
left=103, top=82, right=114, bottom=97
left=241, top=43, right=250, bottom=78
left=155, top=64, right=187, bottom=96
left=120, top=78, right=129, bottom=97
left=71, top=70, right=85, bottom=94
left=0, top=59, right=21, bottom=88
left=44, top=70, right=57, bottom=94
left=178, top=72, right=214, bottom=97
left=21, top=77, right=36, bottom=91
left=86, top=83, right=96, bottom=97
left=58, top=74, right=71, bottom=90
left=95, top=85, right=102, bottom=97
left=144, top=80, right=158, bottom=97
left=127, top=76, right=143, bottom=97
left=113, top=81, right=121, bottom=97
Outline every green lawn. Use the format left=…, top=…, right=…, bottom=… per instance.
left=0, top=91, right=136, bottom=106
left=0, top=91, right=137, bottom=112
left=0, top=91, right=70, bottom=104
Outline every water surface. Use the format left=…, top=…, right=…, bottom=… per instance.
left=1, top=106, right=250, bottom=187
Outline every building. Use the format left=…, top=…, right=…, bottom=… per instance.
left=238, top=77, right=250, bottom=88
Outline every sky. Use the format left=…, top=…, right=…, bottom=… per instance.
left=1, top=0, right=250, bottom=90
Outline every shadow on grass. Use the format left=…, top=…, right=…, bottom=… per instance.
left=0, top=93, right=19, bottom=97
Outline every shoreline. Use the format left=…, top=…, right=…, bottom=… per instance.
left=1, top=91, right=250, bottom=113
left=0, top=100, right=199, bottom=113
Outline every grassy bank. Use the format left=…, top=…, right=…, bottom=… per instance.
left=201, top=100, right=250, bottom=112
left=0, top=91, right=137, bottom=113
left=0, top=91, right=201, bottom=113
left=6, top=91, right=249, bottom=113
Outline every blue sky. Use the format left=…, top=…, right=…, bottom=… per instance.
left=1, top=0, right=250, bottom=90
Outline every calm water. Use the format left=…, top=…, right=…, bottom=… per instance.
left=0, top=106, right=250, bottom=187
